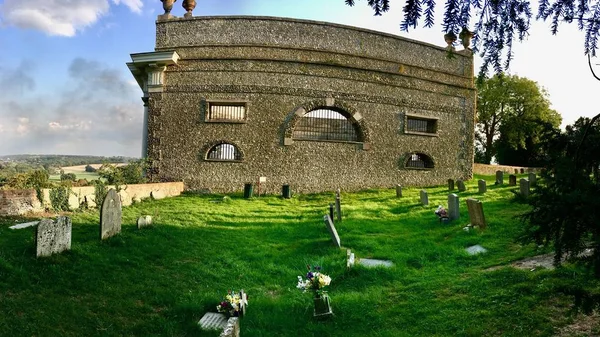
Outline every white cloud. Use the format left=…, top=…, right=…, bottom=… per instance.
left=0, top=0, right=142, bottom=36
left=112, top=0, right=143, bottom=14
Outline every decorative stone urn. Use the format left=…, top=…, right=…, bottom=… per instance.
left=459, top=27, right=475, bottom=50
left=444, top=31, right=457, bottom=49
left=160, top=0, right=176, bottom=14
left=313, top=294, right=333, bottom=318
left=182, top=0, right=196, bottom=18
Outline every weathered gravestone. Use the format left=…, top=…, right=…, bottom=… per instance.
left=396, top=184, right=403, bottom=198
left=478, top=180, right=487, bottom=193
left=420, top=190, right=429, bottom=206
left=520, top=178, right=530, bottom=197
left=495, top=171, right=504, bottom=185
left=466, top=198, right=487, bottom=228
left=137, top=215, right=153, bottom=229
left=448, top=194, right=459, bottom=220
left=528, top=172, right=537, bottom=187
left=514, top=169, right=519, bottom=174
left=520, top=168, right=525, bottom=174
left=324, top=215, right=341, bottom=248
left=509, top=174, right=517, bottom=186
left=198, top=312, right=229, bottom=331
left=335, top=189, right=342, bottom=222
left=346, top=249, right=355, bottom=269
left=36, top=216, right=72, bottom=257
left=100, top=189, right=122, bottom=240
left=457, top=180, right=466, bottom=192
left=448, top=179, right=455, bottom=191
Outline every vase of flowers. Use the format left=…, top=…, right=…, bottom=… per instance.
left=216, top=290, right=247, bottom=318
left=297, top=265, right=333, bottom=318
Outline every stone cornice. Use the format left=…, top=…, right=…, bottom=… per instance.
left=127, top=51, right=180, bottom=94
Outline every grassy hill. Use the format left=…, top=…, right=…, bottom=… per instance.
left=0, top=175, right=598, bottom=336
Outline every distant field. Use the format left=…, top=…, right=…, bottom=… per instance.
left=49, top=163, right=125, bottom=181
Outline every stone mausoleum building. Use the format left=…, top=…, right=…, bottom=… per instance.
left=127, top=11, right=476, bottom=193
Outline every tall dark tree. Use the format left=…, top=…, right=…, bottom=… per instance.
left=344, top=0, right=600, bottom=76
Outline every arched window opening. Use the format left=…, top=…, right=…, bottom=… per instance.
left=206, top=143, right=242, bottom=161
left=292, top=108, right=360, bottom=142
left=405, top=153, right=434, bottom=169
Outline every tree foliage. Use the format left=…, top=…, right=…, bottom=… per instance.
left=522, top=115, right=600, bottom=276
left=344, top=0, right=600, bottom=76
left=475, top=74, right=561, bottom=165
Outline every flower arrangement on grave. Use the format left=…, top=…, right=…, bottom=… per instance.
left=297, top=265, right=331, bottom=298
left=297, top=265, right=333, bottom=317
left=216, top=290, right=246, bottom=317
left=435, top=205, right=448, bottom=219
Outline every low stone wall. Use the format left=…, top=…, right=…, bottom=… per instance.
left=473, top=163, right=540, bottom=175
left=0, top=182, right=185, bottom=216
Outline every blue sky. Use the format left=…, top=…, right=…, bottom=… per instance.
left=1, top=0, right=598, bottom=157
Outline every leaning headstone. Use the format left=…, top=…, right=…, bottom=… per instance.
left=528, top=172, right=537, bottom=187
left=100, top=189, right=122, bottom=240
left=457, top=180, right=466, bottom=192
left=395, top=184, right=403, bottom=198
left=495, top=171, right=504, bottom=185
left=509, top=174, right=517, bottom=186
left=448, top=179, right=455, bottom=191
left=36, top=216, right=72, bottom=257
left=324, top=215, right=341, bottom=248
left=137, top=215, right=153, bottom=229
left=466, top=198, right=487, bottom=228
left=420, top=190, right=429, bottom=206
left=335, top=189, right=342, bottom=222
left=520, top=178, right=530, bottom=197
left=478, top=180, right=487, bottom=193
left=448, top=194, right=459, bottom=220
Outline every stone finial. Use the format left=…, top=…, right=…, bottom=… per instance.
left=182, top=0, right=196, bottom=18
left=160, top=0, right=176, bottom=14
left=459, top=27, right=474, bottom=50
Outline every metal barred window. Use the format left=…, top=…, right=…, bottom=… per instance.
left=292, top=108, right=359, bottom=142
left=206, top=143, right=242, bottom=161
left=406, top=116, right=437, bottom=134
left=207, top=103, right=246, bottom=121
left=405, top=153, right=434, bottom=169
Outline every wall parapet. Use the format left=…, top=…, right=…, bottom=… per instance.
left=0, top=182, right=184, bottom=216
left=473, top=163, right=540, bottom=176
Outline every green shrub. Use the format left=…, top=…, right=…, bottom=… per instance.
left=49, top=185, right=71, bottom=212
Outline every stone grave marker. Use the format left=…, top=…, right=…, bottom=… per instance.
left=466, top=198, right=487, bottom=228
left=36, top=216, right=72, bottom=257
left=520, top=179, right=530, bottom=197
left=448, top=179, right=455, bottom=191
left=528, top=172, right=537, bottom=186
left=465, top=245, right=488, bottom=255
left=335, top=189, right=342, bottom=222
left=457, top=180, right=466, bottom=192
left=324, top=215, right=341, bottom=248
left=495, top=170, right=504, bottom=185
left=478, top=179, right=487, bottom=193
left=396, top=184, right=403, bottom=198
left=514, top=169, right=519, bottom=174
left=346, top=249, right=355, bottom=269
left=198, top=312, right=229, bottom=331
left=509, top=174, right=517, bottom=186
left=420, top=190, right=429, bottom=206
left=137, top=215, right=153, bottom=229
left=448, top=194, right=459, bottom=220
left=358, top=258, right=394, bottom=268
left=10, top=221, right=39, bottom=230
left=220, top=317, right=240, bottom=337
left=520, top=168, right=525, bottom=174
left=100, top=189, right=122, bottom=240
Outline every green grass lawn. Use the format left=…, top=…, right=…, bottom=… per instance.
left=1, top=174, right=598, bottom=336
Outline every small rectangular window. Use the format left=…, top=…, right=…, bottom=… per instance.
left=405, top=114, right=438, bottom=136
left=205, top=102, right=247, bottom=123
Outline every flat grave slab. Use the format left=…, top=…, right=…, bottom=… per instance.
left=358, top=258, right=394, bottom=268
left=465, top=245, right=488, bottom=255
left=10, top=221, right=39, bottom=230
left=198, top=312, right=228, bottom=330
